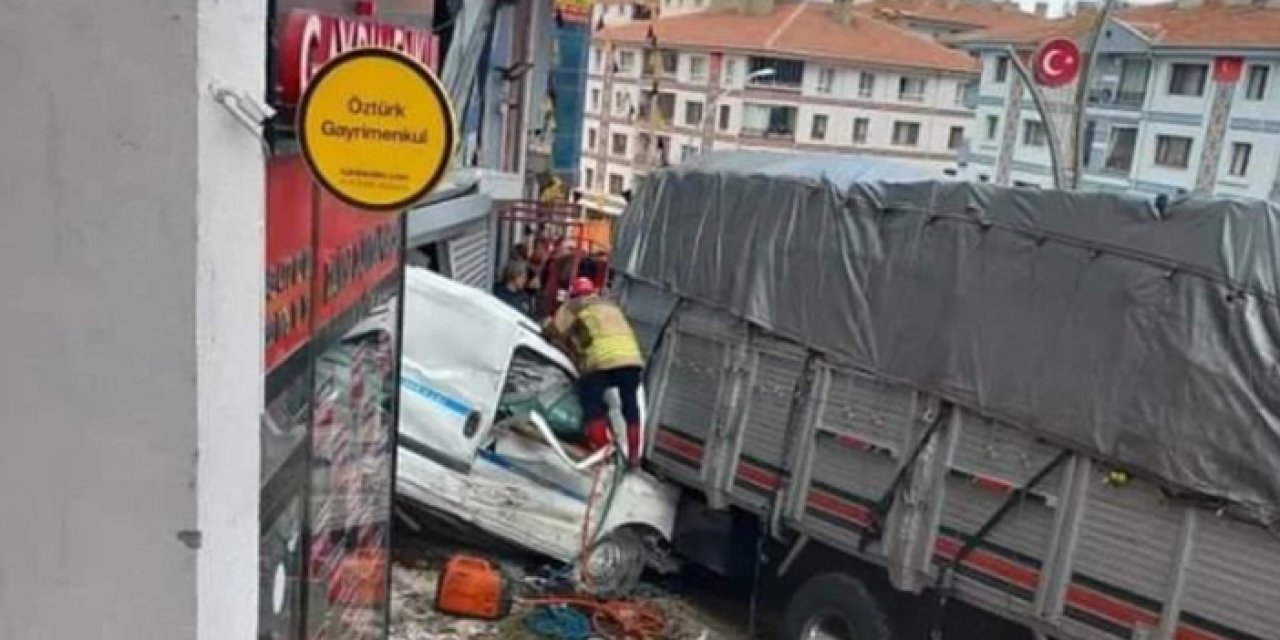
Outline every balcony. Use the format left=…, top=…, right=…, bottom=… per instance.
left=1089, top=87, right=1146, bottom=108
left=740, top=103, right=798, bottom=141
left=746, top=56, right=803, bottom=92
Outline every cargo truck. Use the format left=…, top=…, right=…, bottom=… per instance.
left=615, top=152, right=1280, bottom=640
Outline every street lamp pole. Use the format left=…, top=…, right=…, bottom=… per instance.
left=701, top=67, right=775, bottom=154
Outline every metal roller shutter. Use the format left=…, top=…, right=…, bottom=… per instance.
left=447, top=225, right=492, bottom=289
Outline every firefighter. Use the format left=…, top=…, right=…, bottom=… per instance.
left=544, top=277, right=645, bottom=467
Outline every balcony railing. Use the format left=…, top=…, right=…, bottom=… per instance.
left=740, top=127, right=796, bottom=140
left=1088, top=87, right=1146, bottom=108
left=747, top=77, right=802, bottom=91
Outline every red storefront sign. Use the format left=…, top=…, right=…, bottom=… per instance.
left=278, top=9, right=440, bottom=105
left=314, top=191, right=401, bottom=325
left=265, top=155, right=315, bottom=371
left=1214, top=56, right=1244, bottom=84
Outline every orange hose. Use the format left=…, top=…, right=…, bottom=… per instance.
left=577, top=460, right=608, bottom=589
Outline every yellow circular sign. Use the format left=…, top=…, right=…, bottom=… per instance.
left=298, top=48, right=456, bottom=212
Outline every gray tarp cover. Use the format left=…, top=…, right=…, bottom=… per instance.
left=615, top=151, right=1280, bottom=526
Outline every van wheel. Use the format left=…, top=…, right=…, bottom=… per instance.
left=578, top=527, right=647, bottom=599
left=780, top=573, right=892, bottom=640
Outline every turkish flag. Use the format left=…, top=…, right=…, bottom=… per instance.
left=1215, top=57, right=1244, bottom=84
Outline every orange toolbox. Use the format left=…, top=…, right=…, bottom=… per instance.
left=434, top=555, right=513, bottom=621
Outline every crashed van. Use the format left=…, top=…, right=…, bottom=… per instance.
left=396, top=267, right=679, bottom=595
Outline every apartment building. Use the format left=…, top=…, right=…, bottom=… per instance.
left=956, top=0, right=1280, bottom=201
left=579, top=0, right=999, bottom=203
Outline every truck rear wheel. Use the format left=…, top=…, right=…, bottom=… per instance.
left=780, top=572, right=892, bottom=640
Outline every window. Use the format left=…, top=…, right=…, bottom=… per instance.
left=892, top=121, right=921, bottom=146
left=635, top=133, right=652, bottom=161
left=640, top=92, right=676, bottom=124
left=1082, top=120, right=1096, bottom=167
left=1246, top=65, right=1270, bottom=101
left=1154, top=134, right=1193, bottom=168
left=858, top=72, right=876, bottom=98
left=852, top=117, right=869, bottom=144
left=947, top=126, right=965, bottom=150
left=811, top=114, right=829, bottom=141
left=1168, top=63, right=1208, bottom=97
left=611, top=132, right=628, bottom=156
left=817, top=68, right=836, bottom=95
left=641, top=50, right=678, bottom=78
left=656, top=135, right=671, bottom=165
left=718, top=104, right=731, bottom=131
left=689, top=55, right=708, bottom=82
left=684, top=100, right=704, bottom=126
left=898, top=77, right=927, bottom=102
left=586, top=128, right=597, bottom=151
left=681, top=144, right=699, bottom=161
left=590, top=47, right=601, bottom=73
left=499, top=348, right=583, bottom=441
left=1022, top=120, right=1047, bottom=147
left=1229, top=142, right=1252, bottom=177
left=583, top=168, right=595, bottom=189
left=985, top=115, right=999, bottom=140
left=750, top=56, right=804, bottom=88
left=994, top=55, right=1010, bottom=83
left=617, top=50, right=637, bottom=73
left=1105, top=127, right=1137, bottom=172
left=590, top=88, right=601, bottom=111
left=1116, top=58, right=1150, bottom=105
left=953, top=82, right=973, bottom=107
left=742, top=103, right=798, bottom=137
left=613, top=91, right=633, bottom=115
left=608, top=173, right=625, bottom=195
left=724, top=59, right=739, bottom=85
left=661, top=50, right=679, bottom=76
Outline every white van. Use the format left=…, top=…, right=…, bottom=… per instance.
left=396, top=267, right=679, bottom=595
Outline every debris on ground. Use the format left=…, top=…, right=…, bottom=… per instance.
left=389, top=523, right=756, bottom=640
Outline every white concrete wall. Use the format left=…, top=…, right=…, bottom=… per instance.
left=0, top=0, right=263, bottom=638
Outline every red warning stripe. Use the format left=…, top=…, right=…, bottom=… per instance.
left=806, top=487, right=874, bottom=527
left=1064, top=582, right=1160, bottom=631
left=1175, top=625, right=1231, bottom=640
left=735, top=460, right=782, bottom=492
left=971, top=473, right=1015, bottom=494
left=934, top=535, right=1040, bottom=592
left=835, top=433, right=875, bottom=452
left=653, top=429, right=703, bottom=465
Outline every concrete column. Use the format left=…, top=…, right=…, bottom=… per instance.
left=1196, top=80, right=1235, bottom=193
left=995, top=74, right=1026, bottom=186
left=0, top=0, right=264, bottom=638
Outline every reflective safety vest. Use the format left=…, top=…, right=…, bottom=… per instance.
left=561, top=297, right=643, bottom=373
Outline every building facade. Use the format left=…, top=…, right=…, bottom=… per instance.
left=579, top=1, right=988, bottom=203
left=958, top=0, right=1280, bottom=201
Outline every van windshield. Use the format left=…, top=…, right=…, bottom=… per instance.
left=498, top=347, right=583, bottom=441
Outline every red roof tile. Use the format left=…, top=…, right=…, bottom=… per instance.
left=594, top=2, right=981, bottom=73
left=953, top=1, right=1280, bottom=48
left=865, top=0, right=1051, bottom=31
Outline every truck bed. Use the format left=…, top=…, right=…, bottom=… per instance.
left=623, top=280, right=1280, bottom=640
